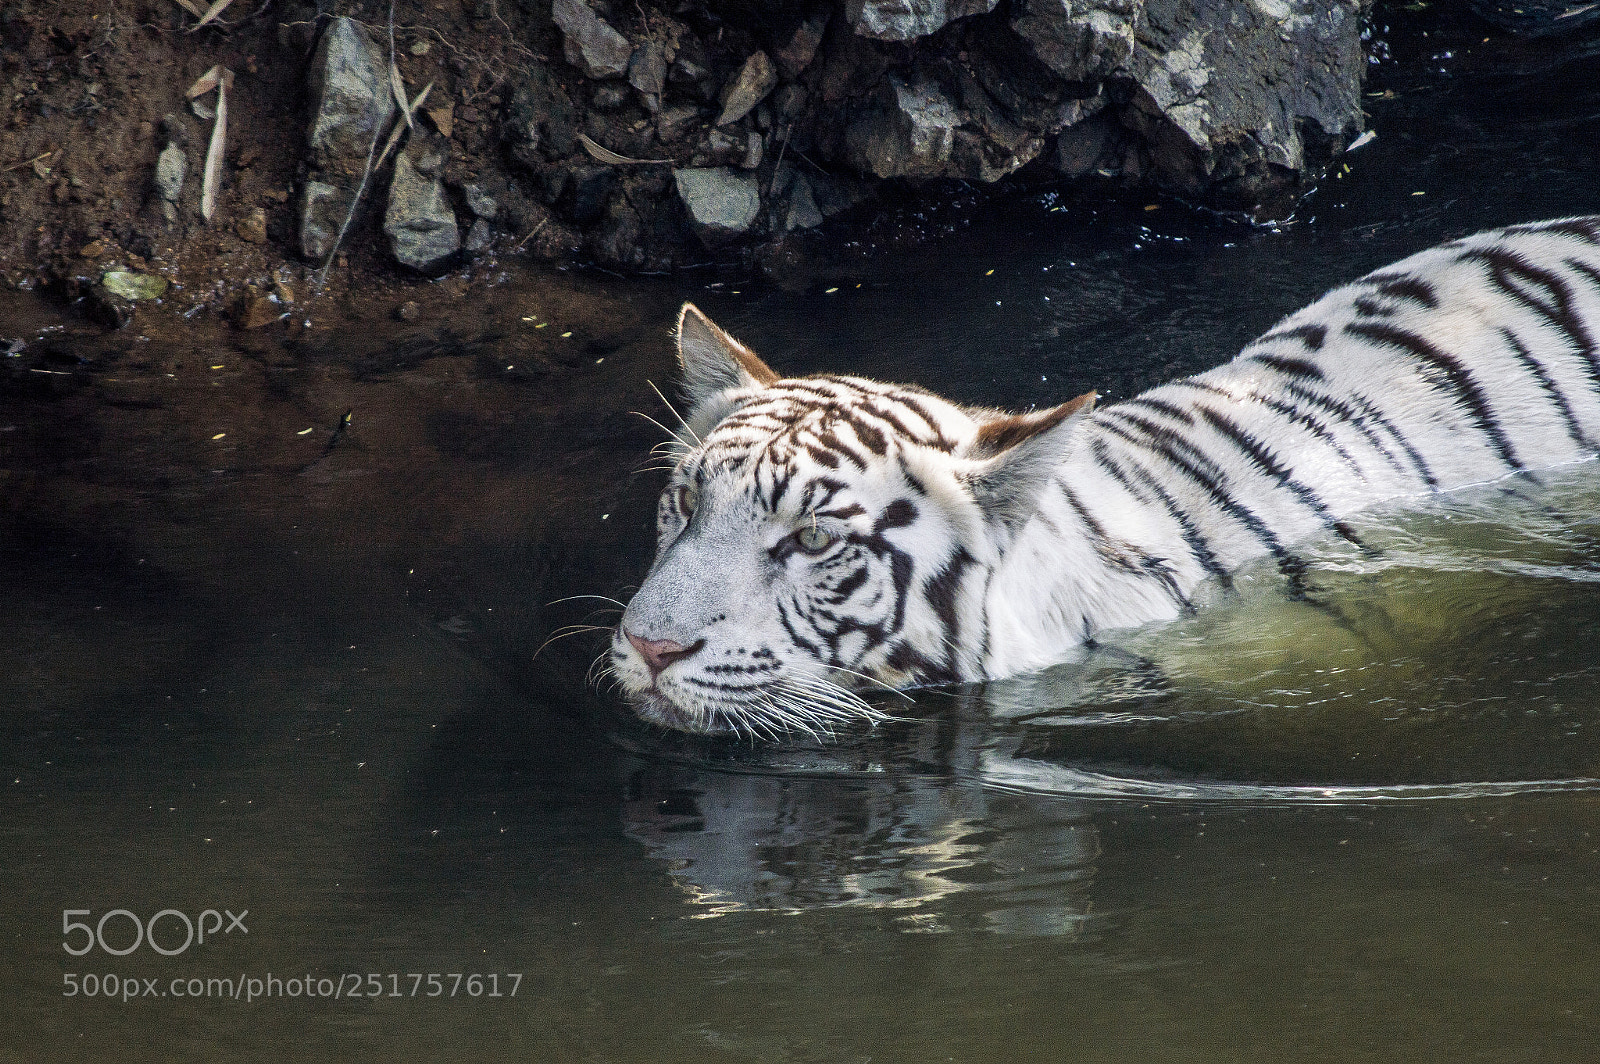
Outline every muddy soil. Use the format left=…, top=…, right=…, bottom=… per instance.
left=0, top=1, right=578, bottom=318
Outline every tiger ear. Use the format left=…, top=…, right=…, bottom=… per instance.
left=676, top=304, right=780, bottom=432
left=961, top=391, right=1098, bottom=531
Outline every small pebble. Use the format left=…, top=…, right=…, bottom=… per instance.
left=397, top=301, right=421, bottom=322
left=236, top=208, right=268, bottom=244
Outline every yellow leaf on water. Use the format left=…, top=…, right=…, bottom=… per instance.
left=211, top=432, right=226, bottom=440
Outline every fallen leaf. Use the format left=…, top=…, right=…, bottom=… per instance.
left=375, top=81, right=433, bottom=172
left=190, top=0, right=236, bottom=32
left=425, top=101, right=454, bottom=139
left=101, top=271, right=170, bottom=300
left=1347, top=129, right=1377, bottom=152
left=577, top=132, right=670, bottom=166
left=389, top=61, right=412, bottom=129
left=186, top=64, right=222, bottom=98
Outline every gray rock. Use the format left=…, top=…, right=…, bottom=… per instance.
left=669, top=38, right=717, bottom=100
left=774, top=14, right=829, bottom=79
left=463, top=182, right=499, bottom=219
left=384, top=143, right=460, bottom=271
left=674, top=167, right=761, bottom=245
left=740, top=131, right=764, bottom=170
left=772, top=84, right=808, bottom=126
left=1011, top=0, right=1142, bottom=81
left=717, top=51, right=778, bottom=127
left=306, top=17, right=395, bottom=173
left=845, top=0, right=998, bottom=41
left=1050, top=113, right=1115, bottom=177
left=299, top=180, right=354, bottom=262
left=629, top=41, right=668, bottom=98
left=593, top=82, right=631, bottom=110
left=505, top=64, right=578, bottom=164
left=657, top=103, right=703, bottom=144
left=553, top=0, right=632, bottom=79
left=593, top=199, right=645, bottom=267
left=783, top=173, right=824, bottom=231
left=950, top=68, right=1046, bottom=179
left=844, top=75, right=962, bottom=179
left=86, top=284, right=135, bottom=329
left=155, top=144, right=186, bottom=203
left=464, top=217, right=493, bottom=253
left=1126, top=0, right=1363, bottom=210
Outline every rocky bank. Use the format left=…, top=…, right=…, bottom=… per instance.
left=0, top=0, right=1371, bottom=322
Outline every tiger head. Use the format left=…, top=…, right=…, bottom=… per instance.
left=610, top=304, right=1096, bottom=737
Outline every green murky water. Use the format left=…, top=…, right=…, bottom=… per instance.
left=4, top=12, right=1600, bottom=1062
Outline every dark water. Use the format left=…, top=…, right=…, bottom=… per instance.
left=5, top=13, right=1600, bottom=1062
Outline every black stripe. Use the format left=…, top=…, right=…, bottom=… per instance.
left=1344, top=320, right=1524, bottom=472
left=1170, top=380, right=1367, bottom=477
left=1089, top=437, right=1233, bottom=587
left=1101, top=411, right=1294, bottom=562
left=1282, top=380, right=1440, bottom=488
left=1468, top=248, right=1600, bottom=385
left=1123, top=395, right=1195, bottom=425
left=1061, top=484, right=1192, bottom=612
left=1508, top=217, right=1600, bottom=245
left=1195, top=406, right=1367, bottom=548
left=1253, top=354, right=1326, bottom=381
left=1257, top=323, right=1328, bottom=350
left=1373, top=275, right=1441, bottom=309
left=1497, top=327, right=1598, bottom=452
left=924, top=547, right=975, bottom=672
left=775, top=597, right=821, bottom=656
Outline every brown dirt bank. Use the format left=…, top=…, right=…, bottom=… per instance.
left=0, top=0, right=1372, bottom=331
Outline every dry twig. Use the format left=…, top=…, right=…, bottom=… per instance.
left=199, top=68, right=234, bottom=220
left=374, top=80, right=434, bottom=172
left=190, top=0, right=237, bottom=31
left=2, top=151, right=57, bottom=174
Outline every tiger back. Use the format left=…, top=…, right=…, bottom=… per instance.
left=609, top=217, right=1600, bottom=737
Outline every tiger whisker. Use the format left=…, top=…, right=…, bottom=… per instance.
left=547, top=594, right=630, bottom=610
left=533, top=625, right=612, bottom=661
left=818, top=664, right=917, bottom=702
left=630, top=409, right=696, bottom=452
left=647, top=379, right=703, bottom=447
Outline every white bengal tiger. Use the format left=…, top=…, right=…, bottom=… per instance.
left=609, top=217, right=1600, bottom=738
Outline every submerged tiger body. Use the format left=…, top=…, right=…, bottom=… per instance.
left=611, top=217, right=1600, bottom=737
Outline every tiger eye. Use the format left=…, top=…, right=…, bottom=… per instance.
left=794, top=524, right=834, bottom=553
left=676, top=483, right=699, bottom=515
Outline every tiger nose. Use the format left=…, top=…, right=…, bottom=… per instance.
left=625, top=630, right=704, bottom=679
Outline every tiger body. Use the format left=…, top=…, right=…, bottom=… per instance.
left=612, top=217, right=1600, bottom=737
